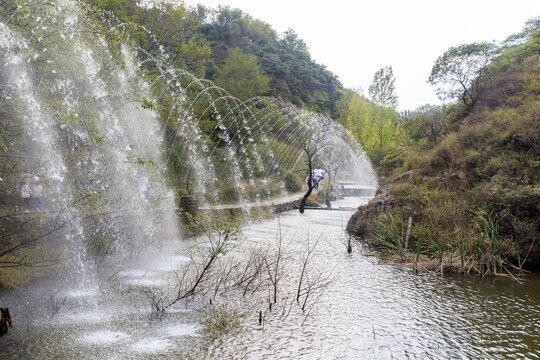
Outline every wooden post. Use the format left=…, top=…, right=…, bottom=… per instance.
left=405, top=216, right=412, bottom=249
left=0, top=308, right=12, bottom=336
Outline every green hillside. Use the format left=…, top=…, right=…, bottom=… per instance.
left=347, top=21, right=540, bottom=274
left=88, top=1, right=344, bottom=116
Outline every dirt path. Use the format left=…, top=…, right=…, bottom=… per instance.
left=200, top=191, right=305, bottom=210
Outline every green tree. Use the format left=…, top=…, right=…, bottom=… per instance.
left=428, top=42, right=496, bottom=108
left=343, top=92, right=373, bottom=145
left=296, top=115, right=334, bottom=214
left=403, top=104, right=445, bottom=148
left=368, top=66, right=398, bottom=150
left=215, top=47, right=270, bottom=100
left=90, top=0, right=212, bottom=77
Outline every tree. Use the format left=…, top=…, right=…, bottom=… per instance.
left=343, top=92, right=373, bottom=145
left=428, top=42, right=496, bottom=108
left=368, top=66, right=398, bottom=150
left=90, top=0, right=213, bottom=77
left=295, top=114, right=334, bottom=214
left=502, top=16, right=540, bottom=47
left=215, top=47, right=270, bottom=100
left=405, top=104, right=445, bottom=147
left=369, top=66, right=398, bottom=109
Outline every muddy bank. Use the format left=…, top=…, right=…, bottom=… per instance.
left=346, top=185, right=391, bottom=238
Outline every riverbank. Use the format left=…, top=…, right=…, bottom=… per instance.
left=347, top=178, right=539, bottom=276
left=346, top=32, right=540, bottom=275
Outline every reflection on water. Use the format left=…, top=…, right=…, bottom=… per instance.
left=1, top=196, right=539, bottom=359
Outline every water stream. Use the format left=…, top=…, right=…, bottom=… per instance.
left=1, top=194, right=539, bottom=359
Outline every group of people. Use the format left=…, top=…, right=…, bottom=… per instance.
left=20, top=175, right=44, bottom=211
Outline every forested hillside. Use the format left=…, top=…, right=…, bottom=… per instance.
left=88, top=1, right=343, bottom=116
left=347, top=19, right=540, bottom=273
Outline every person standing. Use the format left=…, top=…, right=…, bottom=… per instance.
left=32, top=177, right=44, bottom=211
left=312, top=174, right=321, bottom=189
left=21, top=179, right=31, bottom=210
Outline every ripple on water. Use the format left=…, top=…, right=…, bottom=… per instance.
left=130, top=338, right=172, bottom=354
left=163, top=323, right=202, bottom=338
left=55, top=310, right=112, bottom=324
left=79, top=330, right=129, bottom=346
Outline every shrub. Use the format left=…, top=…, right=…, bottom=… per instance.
left=428, top=133, right=459, bottom=169
left=458, top=126, right=481, bottom=148
left=463, top=149, right=482, bottom=171
left=373, top=213, right=405, bottom=260
left=245, top=180, right=268, bottom=199
left=402, top=151, right=426, bottom=172
left=430, top=146, right=452, bottom=169
left=202, top=304, right=243, bottom=335
left=222, top=186, right=240, bottom=203
left=380, top=147, right=406, bottom=175
left=0, top=266, right=19, bottom=289
left=283, top=171, right=303, bottom=192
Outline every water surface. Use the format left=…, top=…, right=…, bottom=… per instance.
left=1, top=195, right=539, bottom=359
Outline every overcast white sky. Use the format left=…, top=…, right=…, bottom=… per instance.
left=184, top=0, right=539, bottom=111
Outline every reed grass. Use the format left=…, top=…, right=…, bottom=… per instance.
left=370, top=208, right=513, bottom=276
